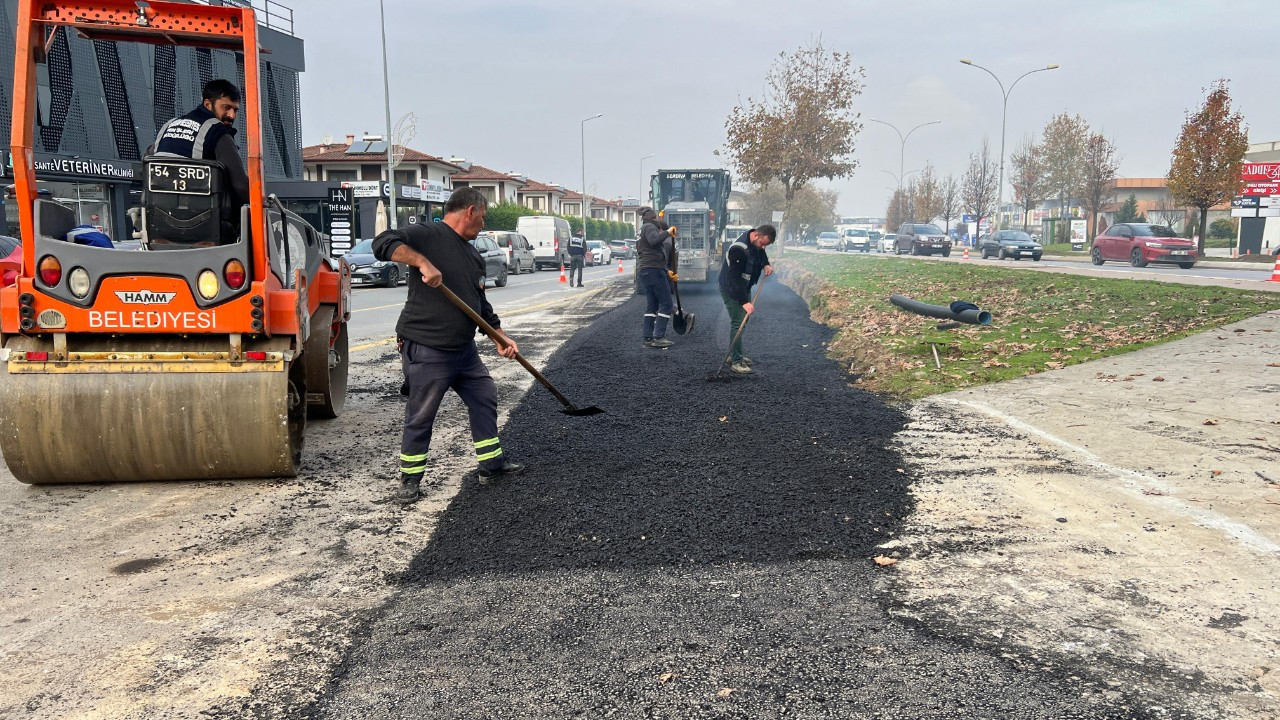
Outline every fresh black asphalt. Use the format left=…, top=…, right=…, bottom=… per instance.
left=308, top=278, right=1168, bottom=719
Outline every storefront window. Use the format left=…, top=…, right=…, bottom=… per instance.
left=42, top=181, right=110, bottom=232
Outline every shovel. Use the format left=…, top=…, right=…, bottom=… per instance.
left=435, top=283, right=604, bottom=417
left=669, top=249, right=695, bottom=335
left=712, top=276, right=767, bottom=378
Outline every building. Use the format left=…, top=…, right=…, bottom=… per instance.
left=1098, top=177, right=1230, bottom=235
left=447, top=162, right=526, bottom=204
left=516, top=179, right=566, bottom=214
left=1239, top=141, right=1280, bottom=253
left=303, top=135, right=462, bottom=189
left=0, top=0, right=306, bottom=242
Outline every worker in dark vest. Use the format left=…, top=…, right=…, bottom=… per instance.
left=151, top=79, right=250, bottom=208
left=718, top=225, right=776, bottom=374
left=567, top=228, right=587, bottom=287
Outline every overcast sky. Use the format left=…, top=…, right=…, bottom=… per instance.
left=294, top=0, right=1280, bottom=217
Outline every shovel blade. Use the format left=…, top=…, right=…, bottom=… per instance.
left=673, top=311, right=695, bottom=335
left=561, top=405, right=605, bottom=417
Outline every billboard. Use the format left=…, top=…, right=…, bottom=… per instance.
left=1241, top=162, right=1280, bottom=196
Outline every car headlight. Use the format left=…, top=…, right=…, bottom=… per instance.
left=372, top=261, right=390, bottom=268
left=1144, top=242, right=1164, bottom=248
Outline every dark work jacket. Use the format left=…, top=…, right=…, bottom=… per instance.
left=568, top=236, right=586, bottom=257
left=152, top=104, right=249, bottom=206
left=637, top=220, right=673, bottom=271
left=372, top=222, right=501, bottom=350
left=718, top=229, right=771, bottom=304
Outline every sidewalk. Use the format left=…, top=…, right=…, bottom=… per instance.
left=887, top=308, right=1280, bottom=718
left=1043, top=251, right=1274, bottom=271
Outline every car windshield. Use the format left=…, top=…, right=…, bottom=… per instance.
left=493, top=234, right=510, bottom=247
left=914, top=224, right=943, bottom=234
left=1130, top=224, right=1179, bottom=238
left=587, top=241, right=603, bottom=249
left=819, top=233, right=838, bottom=239
left=1001, top=231, right=1032, bottom=242
left=349, top=239, right=373, bottom=254
left=847, top=230, right=868, bottom=237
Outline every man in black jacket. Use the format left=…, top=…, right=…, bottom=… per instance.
left=567, top=229, right=586, bottom=287
left=150, top=79, right=250, bottom=208
left=718, top=225, right=776, bottom=374
left=372, top=187, right=524, bottom=503
left=636, top=206, right=678, bottom=348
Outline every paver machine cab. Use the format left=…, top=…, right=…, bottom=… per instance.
left=0, top=0, right=351, bottom=484
left=650, top=169, right=731, bottom=283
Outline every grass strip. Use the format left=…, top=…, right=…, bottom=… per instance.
left=782, top=253, right=1280, bottom=399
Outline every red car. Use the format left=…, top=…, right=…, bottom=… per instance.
left=1091, top=223, right=1197, bottom=268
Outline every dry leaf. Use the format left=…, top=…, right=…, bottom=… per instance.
left=1268, top=363, right=1280, bottom=368
left=716, top=688, right=736, bottom=698
left=1203, top=419, right=1219, bottom=426
left=1211, top=470, right=1223, bottom=476
left=657, top=672, right=680, bottom=686
left=1045, top=361, right=1065, bottom=370
left=1142, top=489, right=1165, bottom=496
left=1152, top=376, right=1165, bottom=382
left=873, top=555, right=898, bottom=567
left=718, top=416, right=728, bottom=422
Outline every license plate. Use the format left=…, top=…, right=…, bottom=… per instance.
left=679, top=259, right=693, bottom=266
left=1171, top=250, right=1187, bottom=256
left=1022, top=251, right=1036, bottom=255
left=352, top=277, right=369, bottom=285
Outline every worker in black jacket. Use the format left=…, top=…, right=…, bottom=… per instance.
left=636, top=206, right=678, bottom=348
left=150, top=79, right=250, bottom=208
left=372, top=187, right=523, bottom=503
left=567, top=229, right=587, bottom=287
left=718, top=225, right=776, bottom=374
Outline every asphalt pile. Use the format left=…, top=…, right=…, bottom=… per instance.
left=311, top=279, right=1163, bottom=719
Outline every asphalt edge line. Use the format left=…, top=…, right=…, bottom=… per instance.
left=934, top=397, right=1280, bottom=555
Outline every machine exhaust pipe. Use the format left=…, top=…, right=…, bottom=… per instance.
left=889, top=294, right=992, bottom=325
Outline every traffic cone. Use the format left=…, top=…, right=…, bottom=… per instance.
left=1270, top=252, right=1280, bottom=283
left=963, top=247, right=969, bottom=261
left=617, top=258, right=624, bottom=274
left=559, top=263, right=566, bottom=284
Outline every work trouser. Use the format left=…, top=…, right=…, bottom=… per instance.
left=721, top=288, right=748, bottom=363
left=638, top=267, right=673, bottom=339
left=398, top=339, right=504, bottom=479
left=569, top=255, right=585, bottom=285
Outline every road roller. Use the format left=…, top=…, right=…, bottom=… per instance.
left=0, top=0, right=351, bottom=484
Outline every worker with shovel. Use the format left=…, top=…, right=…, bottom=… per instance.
left=637, top=206, right=678, bottom=349
left=373, top=187, right=525, bottom=504
left=718, top=225, right=776, bottom=374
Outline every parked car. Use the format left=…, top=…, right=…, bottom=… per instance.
left=478, top=230, right=535, bottom=275
left=878, top=233, right=897, bottom=253
left=895, top=223, right=951, bottom=256
left=842, top=228, right=871, bottom=252
left=518, top=215, right=572, bottom=270
left=469, top=234, right=510, bottom=286
left=978, top=230, right=1043, bottom=261
left=345, top=239, right=410, bottom=288
left=868, top=230, right=882, bottom=249
left=586, top=240, right=611, bottom=266
left=0, top=234, right=20, bottom=287
left=816, top=231, right=841, bottom=250
left=607, top=239, right=633, bottom=259
left=1090, top=223, right=1197, bottom=268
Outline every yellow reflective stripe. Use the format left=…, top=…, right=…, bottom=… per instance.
left=474, top=438, right=500, bottom=449
left=400, top=464, right=427, bottom=474
left=476, top=448, right=503, bottom=462
left=399, top=452, right=428, bottom=462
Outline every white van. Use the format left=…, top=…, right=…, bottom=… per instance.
left=517, top=215, right=572, bottom=271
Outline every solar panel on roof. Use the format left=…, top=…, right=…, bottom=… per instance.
left=365, top=141, right=388, bottom=154
left=344, top=141, right=372, bottom=154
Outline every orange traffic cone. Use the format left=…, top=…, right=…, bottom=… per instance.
left=617, top=258, right=624, bottom=274
left=1270, top=252, right=1280, bottom=283
left=559, top=263, right=567, bottom=284
left=963, top=247, right=969, bottom=261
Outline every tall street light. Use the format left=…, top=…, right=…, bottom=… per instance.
left=581, top=113, right=603, bottom=227
left=378, top=0, right=396, bottom=229
left=869, top=118, right=940, bottom=224
left=640, top=153, right=655, bottom=203
left=959, top=59, right=1059, bottom=229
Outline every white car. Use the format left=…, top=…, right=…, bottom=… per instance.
left=586, top=240, right=611, bottom=266
left=816, top=232, right=841, bottom=250
left=879, top=233, right=897, bottom=253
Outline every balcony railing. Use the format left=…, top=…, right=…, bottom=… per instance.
left=189, top=0, right=295, bottom=37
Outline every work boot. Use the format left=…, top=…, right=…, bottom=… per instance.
left=478, top=460, right=525, bottom=481
left=741, top=356, right=754, bottom=366
left=730, top=361, right=753, bottom=374
left=649, top=338, right=674, bottom=349
left=397, top=474, right=422, bottom=504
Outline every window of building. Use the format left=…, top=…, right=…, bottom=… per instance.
left=360, top=164, right=382, bottom=181
left=528, top=196, right=544, bottom=211
left=327, top=169, right=357, bottom=182
left=394, top=170, right=415, bottom=186
left=591, top=209, right=606, bottom=220
left=476, top=186, right=496, bottom=204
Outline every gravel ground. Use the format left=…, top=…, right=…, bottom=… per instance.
left=311, top=281, right=1163, bottom=719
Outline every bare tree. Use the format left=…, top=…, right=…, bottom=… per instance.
left=886, top=188, right=909, bottom=232
left=962, top=139, right=999, bottom=236
left=1149, top=190, right=1188, bottom=232
left=902, top=178, right=920, bottom=224
left=912, top=163, right=942, bottom=224
left=1040, top=113, right=1089, bottom=228
left=1078, top=132, right=1120, bottom=240
left=938, top=174, right=961, bottom=233
left=724, top=40, right=864, bottom=252
left=1168, top=79, right=1250, bottom=254
left=1009, top=135, right=1049, bottom=232
left=742, top=181, right=839, bottom=232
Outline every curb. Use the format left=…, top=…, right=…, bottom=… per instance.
left=1041, top=253, right=1273, bottom=272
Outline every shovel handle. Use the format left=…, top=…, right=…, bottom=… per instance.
left=434, top=282, right=581, bottom=411
left=722, top=276, right=767, bottom=365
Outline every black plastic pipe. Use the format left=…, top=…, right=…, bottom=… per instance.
left=889, top=294, right=992, bottom=325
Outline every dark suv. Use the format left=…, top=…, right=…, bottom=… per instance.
left=895, top=223, right=951, bottom=257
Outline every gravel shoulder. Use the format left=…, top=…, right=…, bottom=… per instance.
left=883, top=309, right=1280, bottom=719
left=0, top=279, right=635, bottom=720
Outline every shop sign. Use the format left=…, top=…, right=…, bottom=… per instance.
left=324, top=187, right=355, bottom=256
left=420, top=179, right=450, bottom=203
left=4, top=151, right=139, bottom=180
left=341, top=180, right=381, bottom=198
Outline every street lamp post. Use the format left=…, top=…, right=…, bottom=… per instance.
left=378, top=0, right=396, bottom=229
left=869, top=118, right=940, bottom=226
left=959, top=59, right=1059, bottom=229
left=581, top=113, right=603, bottom=229
left=640, top=153, right=655, bottom=203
